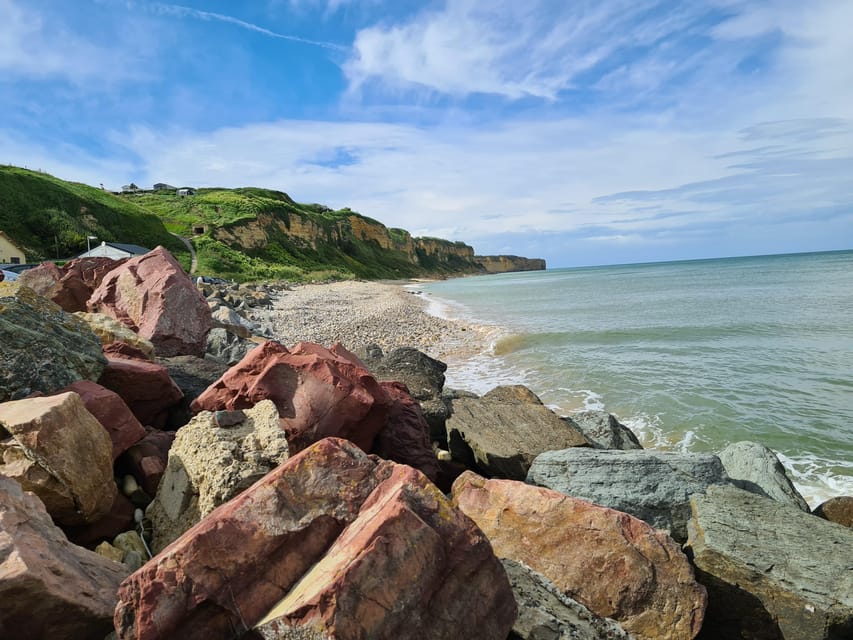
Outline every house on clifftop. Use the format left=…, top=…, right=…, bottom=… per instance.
left=0, top=231, right=26, bottom=265
left=75, top=241, right=150, bottom=260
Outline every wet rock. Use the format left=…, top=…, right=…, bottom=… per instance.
left=146, top=400, right=290, bottom=551
left=0, top=392, right=116, bottom=525
left=447, top=385, right=590, bottom=480
left=813, top=496, right=853, bottom=528
left=452, top=471, right=707, bottom=640
left=568, top=410, right=642, bottom=450
left=0, top=475, right=129, bottom=639
left=88, top=246, right=212, bottom=357
left=717, top=440, right=810, bottom=512
left=98, top=356, right=184, bottom=428
left=686, top=485, right=853, bottom=639
left=527, top=448, right=731, bottom=542
left=0, top=282, right=106, bottom=402
left=115, top=438, right=515, bottom=640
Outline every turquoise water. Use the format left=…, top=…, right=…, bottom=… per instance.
left=419, top=250, right=853, bottom=507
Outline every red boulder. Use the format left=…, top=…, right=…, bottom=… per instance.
left=117, top=428, right=175, bottom=496
left=19, top=257, right=122, bottom=312
left=98, top=357, right=184, bottom=428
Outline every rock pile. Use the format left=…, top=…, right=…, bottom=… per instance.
left=0, top=252, right=851, bottom=639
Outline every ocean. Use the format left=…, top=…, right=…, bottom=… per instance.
left=417, top=250, right=853, bottom=508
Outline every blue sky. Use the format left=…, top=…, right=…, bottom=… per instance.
left=1, top=0, right=851, bottom=267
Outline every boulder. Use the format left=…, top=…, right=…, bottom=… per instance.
left=58, top=380, right=146, bottom=460
left=156, top=354, right=229, bottom=428
left=205, top=326, right=255, bottom=365
left=115, top=438, right=516, bottom=640
left=502, top=558, right=632, bottom=640
left=146, top=400, right=291, bottom=551
left=117, top=428, right=174, bottom=497
left=0, top=392, right=116, bottom=525
left=813, top=496, right=853, bottom=528
left=74, top=311, right=156, bottom=358
left=191, top=341, right=392, bottom=454
left=102, top=341, right=155, bottom=361
left=452, top=472, right=707, bottom=640
left=210, top=302, right=258, bottom=338
left=98, top=357, right=184, bottom=428
left=568, top=410, right=642, bottom=450
left=686, top=484, right=853, bottom=639
left=0, top=475, right=129, bottom=640
left=0, top=282, right=106, bottom=402
left=18, top=256, right=121, bottom=312
left=88, top=246, right=212, bottom=357
left=717, top=441, right=810, bottom=511
left=446, top=385, right=590, bottom=480
left=527, top=448, right=731, bottom=542
left=372, top=380, right=440, bottom=482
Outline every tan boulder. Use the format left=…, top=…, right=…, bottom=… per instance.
left=74, top=311, right=156, bottom=358
left=0, top=392, right=116, bottom=525
left=451, top=471, right=707, bottom=640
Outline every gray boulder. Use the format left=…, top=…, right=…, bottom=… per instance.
left=210, top=302, right=259, bottom=338
left=717, top=441, right=810, bottom=512
left=158, top=354, right=229, bottom=428
left=503, top=559, right=633, bottom=640
left=568, top=410, right=642, bottom=450
left=206, top=326, right=255, bottom=365
left=527, top=449, right=731, bottom=542
left=0, top=282, right=106, bottom=402
left=686, top=484, right=853, bottom=639
left=448, top=385, right=590, bottom=480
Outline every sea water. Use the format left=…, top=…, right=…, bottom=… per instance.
left=418, top=250, right=853, bottom=507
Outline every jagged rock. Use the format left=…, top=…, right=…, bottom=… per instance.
left=359, top=344, right=450, bottom=443
left=447, top=385, right=590, bottom=480
left=74, top=311, right=156, bottom=358
left=568, top=410, right=642, bottom=450
left=0, top=475, right=129, bottom=639
left=157, top=354, right=229, bottom=428
left=117, top=427, right=174, bottom=497
left=95, top=541, right=125, bottom=564
left=210, top=302, right=258, bottom=338
left=88, top=246, right=212, bottom=357
left=191, top=341, right=392, bottom=454
left=813, top=496, right=853, bottom=528
left=452, top=472, right=707, bottom=640
left=102, top=341, right=154, bottom=361
left=717, top=441, right=810, bottom=512
left=0, top=282, right=106, bottom=402
left=503, top=558, right=633, bottom=640
left=205, top=326, right=255, bottom=365
left=18, top=257, right=121, bottom=312
left=146, top=400, right=290, bottom=551
left=372, top=380, right=440, bottom=482
left=0, top=392, right=116, bottom=525
left=686, top=484, right=853, bottom=639
left=98, top=356, right=184, bottom=428
left=115, top=438, right=516, bottom=640
left=58, top=380, right=146, bottom=460
left=527, top=448, right=731, bottom=542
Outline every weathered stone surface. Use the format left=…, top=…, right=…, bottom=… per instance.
left=146, top=400, right=290, bottom=551
left=527, top=448, right=731, bottom=542
left=0, top=392, right=116, bottom=525
left=503, top=558, right=632, bottom=640
left=116, top=438, right=515, bottom=640
left=452, top=472, right=707, bottom=640
left=447, top=385, right=590, bottom=480
left=205, top=326, right=255, bottom=365
left=102, top=341, right=154, bottom=361
left=157, top=354, right=229, bottom=428
left=0, top=282, right=106, bottom=402
left=210, top=302, right=258, bottom=338
left=372, top=380, right=440, bottom=482
left=88, top=246, right=212, bottom=357
left=98, top=356, right=184, bottom=428
left=717, top=441, right=810, bottom=512
left=117, top=427, right=174, bottom=497
left=192, top=341, right=392, bottom=454
left=75, top=311, right=156, bottom=358
left=58, top=380, right=146, bottom=460
left=813, top=496, right=853, bottom=528
left=0, top=475, right=129, bottom=639
left=568, top=410, right=642, bottom=450
left=18, top=257, right=121, bottom=312
left=686, top=484, right=853, bottom=640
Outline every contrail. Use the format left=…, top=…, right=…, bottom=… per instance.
left=151, top=3, right=348, bottom=52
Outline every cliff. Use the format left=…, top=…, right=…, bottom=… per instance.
left=476, top=255, right=547, bottom=273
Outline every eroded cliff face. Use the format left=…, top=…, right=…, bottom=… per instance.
left=476, top=255, right=547, bottom=273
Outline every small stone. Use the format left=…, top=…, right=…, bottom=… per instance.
left=122, top=475, right=139, bottom=497
left=214, top=409, right=247, bottom=427
left=95, top=542, right=125, bottom=564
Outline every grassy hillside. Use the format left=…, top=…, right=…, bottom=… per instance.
left=0, top=166, right=188, bottom=266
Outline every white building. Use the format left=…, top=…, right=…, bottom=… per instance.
left=75, top=241, right=150, bottom=260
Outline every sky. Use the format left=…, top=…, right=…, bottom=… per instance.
left=1, top=0, right=852, bottom=268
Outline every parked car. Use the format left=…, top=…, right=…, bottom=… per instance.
left=0, top=263, right=38, bottom=274
left=0, top=269, right=19, bottom=282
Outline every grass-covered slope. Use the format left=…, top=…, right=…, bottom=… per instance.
left=0, top=166, right=188, bottom=265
